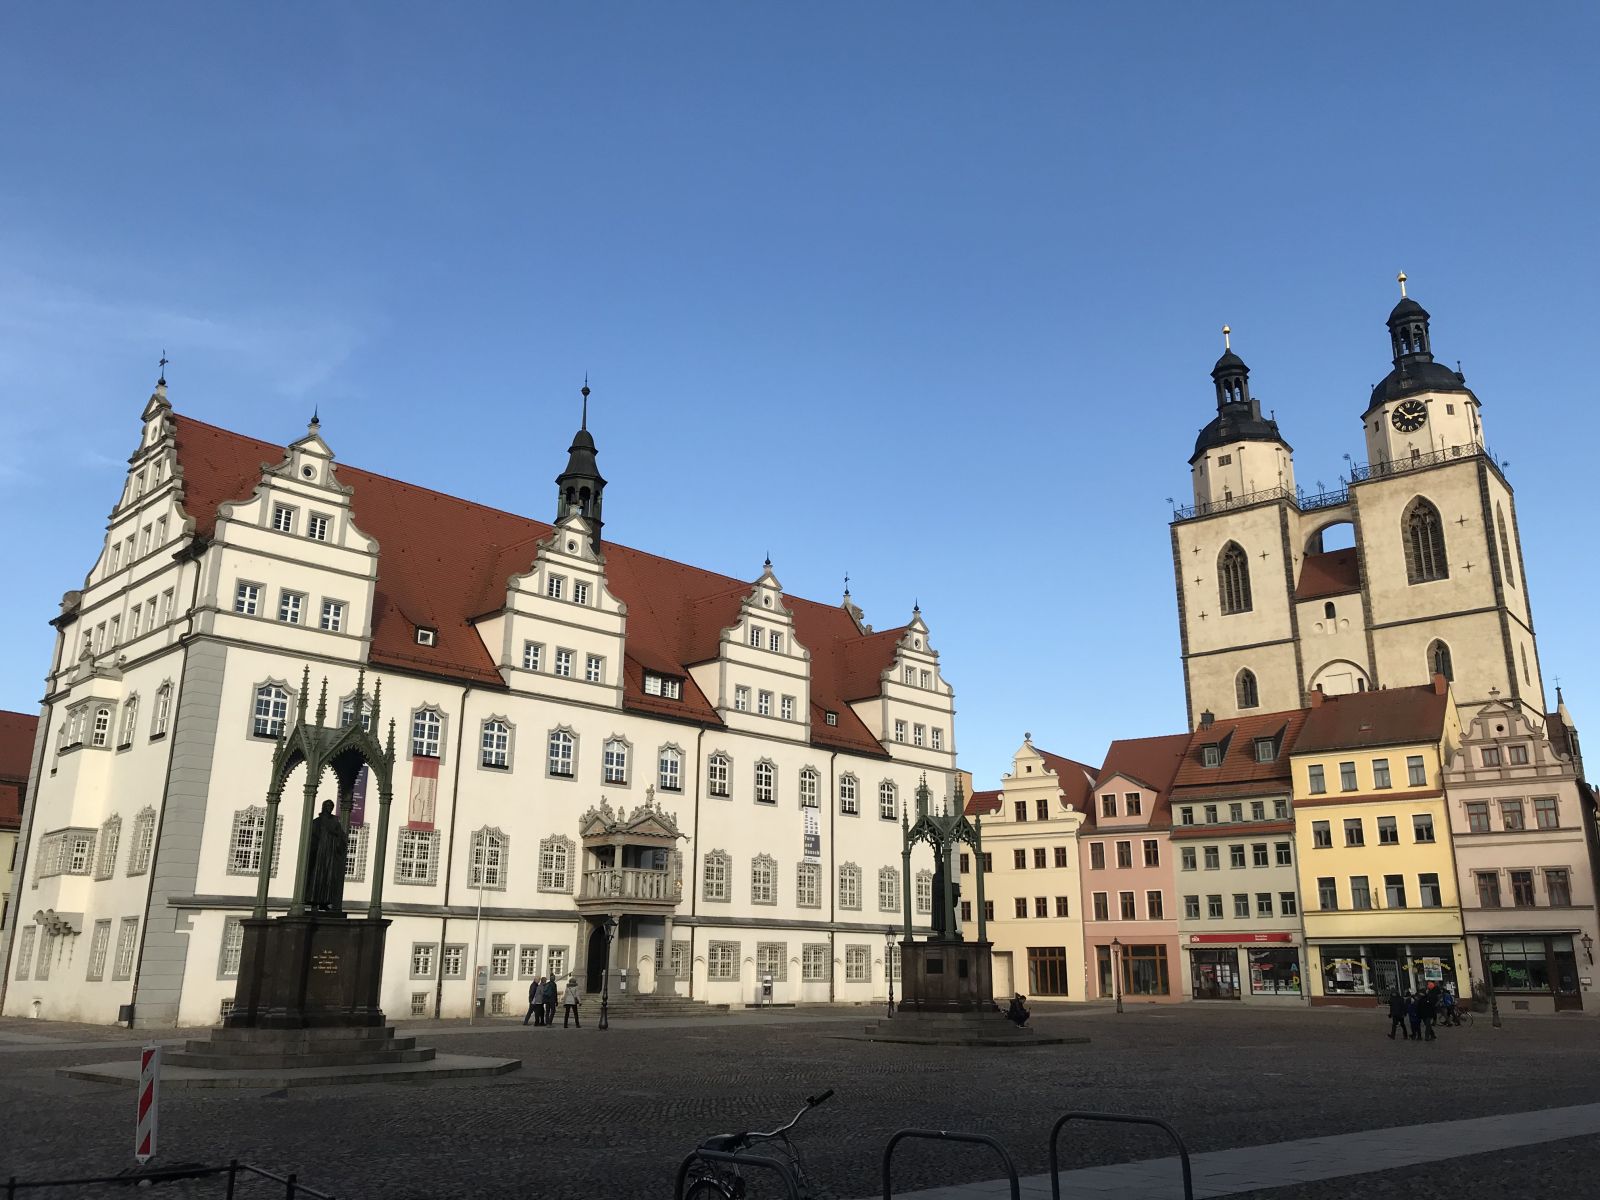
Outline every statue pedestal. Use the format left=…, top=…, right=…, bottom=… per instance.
left=898, top=938, right=996, bottom=1014
left=227, top=914, right=390, bottom=1029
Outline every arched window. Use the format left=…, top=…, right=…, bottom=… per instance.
left=1428, top=640, right=1453, bottom=682
left=537, top=835, right=573, bottom=892
left=470, top=827, right=508, bottom=890
left=878, top=866, right=900, bottom=912
left=603, top=737, right=629, bottom=784
left=118, top=696, right=139, bottom=747
left=94, top=815, right=122, bottom=880
left=127, top=807, right=157, bottom=875
left=1236, top=669, right=1260, bottom=709
left=839, top=773, right=859, bottom=815
left=91, top=707, right=112, bottom=748
left=340, top=696, right=373, bottom=731
left=702, top=849, right=731, bottom=902
left=1497, top=504, right=1516, bottom=589
left=838, top=862, right=861, bottom=910
left=658, top=745, right=683, bottom=791
left=1218, top=542, right=1253, bottom=614
left=547, top=728, right=576, bottom=777
left=751, top=854, right=777, bottom=905
left=411, top=708, right=442, bottom=758
left=799, top=767, right=820, bottom=808
left=878, top=781, right=898, bottom=821
left=754, top=760, right=776, bottom=805
left=252, top=685, right=288, bottom=739
left=915, top=869, right=934, bottom=915
left=1323, top=601, right=1336, bottom=620
left=707, top=752, right=730, bottom=797
left=1402, top=497, right=1449, bottom=583
left=151, top=682, right=172, bottom=738
left=480, top=719, right=510, bottom=768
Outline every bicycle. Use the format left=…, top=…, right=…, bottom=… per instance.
left=677, top=1088, right=836, bottom=1199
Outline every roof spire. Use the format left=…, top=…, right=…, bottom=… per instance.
left=1397, top=270, right=1408, bottom=298
left=1222, top=324, right=1231, bottom=351
left=843, top=571, right=850, bottom=597
left=310, top=405, right=320, bottom=429
left=581, top=375, right=590, bottom=431
left=157, top=350, right=169, bottom=388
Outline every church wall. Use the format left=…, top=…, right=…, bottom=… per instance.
left=1297, top=593, right=1371, bottom=697
left=1186, top=642, right=1301, bottom=727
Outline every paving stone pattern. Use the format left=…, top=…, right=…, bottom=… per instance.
left=2, top=1004, right=1597, bottom=1199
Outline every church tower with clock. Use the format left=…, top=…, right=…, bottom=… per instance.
left=1170, top=276, right=1545, bottom=729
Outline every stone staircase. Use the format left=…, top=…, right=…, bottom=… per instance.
left=167, top=1024, right=435, bottom=1070
left=590, top=993, right=730, bottom=1018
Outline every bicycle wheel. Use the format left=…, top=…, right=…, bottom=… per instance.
left=684, top=1178, right=735, bottom=1200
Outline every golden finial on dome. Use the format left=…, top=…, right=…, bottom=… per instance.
left=1397, top=271, right=1408, bottom=298
left=1222, top=324, right=1231, bottom=351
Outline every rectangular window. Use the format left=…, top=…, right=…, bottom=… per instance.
left=769, top=630, right=783, bottom=653
left=1339, top=761, right=1358, bottom=791
left=1279, top=891, right=1298, bottom=916
left=1125, top=792, right=1143, bottom=815
left=1055, top=895, right=1071, bottom=917
left=585, top=654, right=604, bottom=683
left=1101, top=794, right=1117, bottom=817
left=573, top=581, right=590, bottom=606
left=802, top=944, right=828, bottom=981
left=913, top=724, right=925, bottom=747
left=1343, top=818, right=1364, bottom=847
left=1482, top=746, right=1502, bottom=767
left=1232, top=893, right=1249, bottom=919
left=1207, top=894, right=1224, bottom=919
left=522, top=642, right=542, bottom=671
left=1534, top=797, right=1559, bottom=829
left=395, top=829, right=440, bottom=885
left=1476, top=871, right=1501, bottom=908
left=1033, top=847, right=1047, bottom=869
left=758, top=690, right=773, bottom=716
left=1118, top=891, right=1136, bottom=920
left=1508, top=744, right=1530, bottom=765
left=1254, top=739, right=1275, bottom=763
left=1116, top=840, right=1133, bottom=869
left=278, top=591, right=304, bottom=625
left=112, top=918, right=139, bottom=980
left=1229, top=844, right=1246, bottom=869
left=1014, top=897, right=1028, bottom=919
left=1250, top=800, right=1265, bottom=821
left=796, top=863, right=820, bottom=908
left=1350, top=875, right=1372, bottom=909
left=781, top=695, right=795, bottom=721
left=219, top=917, right=245, bottom=978
left=702, top=855, right=729, bottom=902
left=1510, top=870, right=1536, bottom=907
left=1054, top=846, right=1068, bottom=868
left=161, top=589, right=174, bottom=623
left=1180, top=847, right=1196, bottom=871
left=1274, top=798, right=1288, bottom=819
left=271, top=504, right=295, bottom=533
left=307, top=513, right=330, bottom=541
left=844, top=946, right=869, bottom=983
left=1547, top=869, right=1572, bottom=906
left=931, top=727, right=944, bottom=750
left=1014, top=801, right=1028, bottom=823
left=837, top=774, right=856, bottom=813
left=893, top=719, right=906, bottom=742
left=1317, top=877, right=1338, bottom=910
left=1143, top=839, right=1159, bottom=867
left=1013, top=848, right=1027, bottom=870
left=1465, top=801, right=1491, bottom=833
left=546, top=574, right=565, bottom=600
left=86, top=919, right=112, bottom=981
left=1377, top=816, right=1399, bottom=845
left=1256, top=892, right=1273, bottom=917
left=1184, top=895, right=1200, bottom=919
left=1034, top=896, right=1048, bottom=918
left=748, top=624, right=763, bottom=647
left=1180, top=807, right=1194, bottom=826
left=1203, top=846, right=1220, bottom=870
left=1313, top=819, right=1334, bottom=848
left=734, top=686, right=750, bottom=712
left=1307, top=764, right=1326, bottom=794
left=554, top=649, right=574, bottom=678
left=1252, top=843, right=1268, bottom=867
left=1089, top=842, right=1105, bottom=870
left=1092, top=892, right=1109, bottom=921
left=1146, top=891, right=1164, bottom=920
left=1384, top=874, right=1407, bottom=908
left=1419, top=872, right=1442, bottom=908
left=1276, top=841, right=1292, bottom=865
left=1407, top=755, right=1427, bottom=786
left=234, top=582, right=260, bottom=616
left=1202, top=744, right=1221, bottom=768
left=1412, top=813, right=1435, bottom=842
left=1229, top=803, right=1243, bottom=823
left=1501, top=799, right=1525, bottom=830
left=319, top=600, right=345, bottom=632
left=1372, top=758, right=1392, bottom=788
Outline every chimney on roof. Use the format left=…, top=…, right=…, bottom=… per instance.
left=1199, top=710, right=1215, bottom=730
left=1431, top=672, right=1448, bottom=696
left=1309, top=686, right=1325, bottom=708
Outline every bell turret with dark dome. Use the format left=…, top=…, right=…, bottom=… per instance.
left=555, top=382, right=606, bottom=551
left=1365, top=273, right=1475, bottom=414
left=1189, top=328, right=1292, bottom=466
left=1187, top=327, right=1296, bottom=509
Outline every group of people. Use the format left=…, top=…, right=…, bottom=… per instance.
left=1386, top=980, right=1460, bottom=1041
left=524, top=975, right=585, bottom=1027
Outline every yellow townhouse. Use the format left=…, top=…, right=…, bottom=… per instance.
left=1291, top=677, right=1465, bottom=1006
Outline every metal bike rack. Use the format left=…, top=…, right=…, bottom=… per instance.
left=882, top=1129, right=1021, bottom=1200
left=673, top=1148, right=804, bottom=1200
left=1048, top=1111, right=1193, bottom=1200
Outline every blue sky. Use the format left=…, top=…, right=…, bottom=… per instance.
left=2, top=4, right=1596, bottom=782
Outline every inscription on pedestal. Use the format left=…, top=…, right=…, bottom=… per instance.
left=312, top=950, right=340, bottom=975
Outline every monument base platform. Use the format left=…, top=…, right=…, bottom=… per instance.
left=898, top=938, right=997, bottom=1014
left=226, top=914, right=390, bottom=1030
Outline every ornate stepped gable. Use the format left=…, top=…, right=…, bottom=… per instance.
left=169, top=413, right=904, bottom=756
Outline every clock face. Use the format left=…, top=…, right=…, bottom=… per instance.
left=1391, top=399, right=1428, bottom=433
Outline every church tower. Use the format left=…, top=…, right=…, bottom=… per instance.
left=1172, top=280, right=1545, bottom=729
left=554, top=382, right=606, bottom=551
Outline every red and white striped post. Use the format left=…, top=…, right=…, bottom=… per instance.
left=135, top=1043, right=160, bottom=1164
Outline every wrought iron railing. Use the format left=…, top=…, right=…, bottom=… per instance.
left=581, top=867, right=676, bottom=901
left=1348, top=441, right=1498, bottom=481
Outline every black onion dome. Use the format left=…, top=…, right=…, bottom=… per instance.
left=1191, top=409, right=1291, bottom=464
left=1211, top=349, right=1247, bottom=376
left=1388, top=296, right=1429, bottom=323
left=1368, top=360, right=1472, bottom=408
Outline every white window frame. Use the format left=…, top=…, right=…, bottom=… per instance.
left=547, top=728, right=576, bottom=778
left=469, top=826, right=508, bottom=891
left=307, top=512, right=331, bottom=542
left=480, top=718, right=511, bottom=769
left=271, top=504, right=296, bottom=533
left=603, top=738, right=629, bottom=785
left=278, top=590, right=305, bottom=625
left=522, top=641, right=543, bottom=671
left=234, top=581, right=261, bottom=616
left=751, top=854, right=777, bottom=905
left=320, top=599, right=346, bottom=632
left=840, top=774, right=859, bottom=815
left=754, top=760, right=776, bottom=805
left=410, top=707, right=443, bottom=759
left=395, top=829, right=441, bottom=886
left=586, top=654, right=604, bottom=684
left=538, top=836, right=574, bottom=892
left=879, top=780, right=898, bottom=821
left=703, top=850, right=731, bottom=902
left=658, top=745, right=683, bottom=792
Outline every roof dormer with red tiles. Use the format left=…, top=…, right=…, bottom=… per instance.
left=848, top=606, right=955, bottom=770
left=689, top=558, right=812, bottom=738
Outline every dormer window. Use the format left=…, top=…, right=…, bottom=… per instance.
left=271, top=504, right=295, bottom=533
left=748, top=624, right=763, bottom=647
left=573, top=581, right=590, bottom=606
left=307, top=513, right=330, bottom=542
left=768, top=631, right=783, bottom=653
left=546, top=574, right=565, bottom=601
left=643, top=672, right=682, bottom=700
left=1202, top=744, right=1222, bottom=767
left=1100, top=793, right=1117, bottom=818
left=416, top=627, right=437, bottom=647
left=825, top=711, right=838, bottom=727
left=1254, top=738, right=1276, bottom=763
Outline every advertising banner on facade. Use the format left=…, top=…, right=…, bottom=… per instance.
left=802, top=808, right=821, bottom=864
left=408, top=757, right=438, bottom=829
left=350, top=765, right=369, bottom=827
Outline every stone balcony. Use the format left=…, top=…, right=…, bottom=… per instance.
left=578, top=867, right=680, bottom=911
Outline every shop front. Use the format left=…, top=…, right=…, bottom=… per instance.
left=1310, top=941, right=1465, bottom=1006
left=1185, top=934, right=1305, bottom=1003
left=1474, top=934, right=1585, bottom=1013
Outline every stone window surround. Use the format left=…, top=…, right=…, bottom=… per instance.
left=93, top=815, right=123, bottom=880
left=602, top=733, right=632, bottom=786
left=839, top=773, right=859, bottom=816
left=407, top=705, right=448, bottom=763
left=117, top=693, right=140, bottom=749
left=469, top=826, right=510, bottom=892
left=796, top=862, right=821, bottom=908
left=319, top=596, right=349, bottom=633
left=478, top=714, right=516, bottom=772
left=85, top=918, right=113, bottom=982
left=226, top=806, right=284, bottom=878
left=410, top=942, right=439, bottom=979
left=838, top=861, right=862, bottom=910
left=149, top=680, right=174, bottom=739
left=751, top=853, right=778, bottom=906
left=441, top=943, right=468, bottom=979
left=547, top=725, right=579, bottom=780
left=345, top=822, right=371, bottom=883
left=489, top=944, right=515, bottom=979
left=246, top=677, right=297, bottom=742
left=702, top=848, right=732, bottom=903
left=877, top=866, right=900, bottom=912
left=756, top=941, right=788, bottom=982
left=707, top=749, right=733, bottom=798
left=537, top=834, right=575, bottom=893
left=517, top=945, right=544, bottom=978
left=878, top=779, right=898, bottom=821
left=111, top=917, right=140, bottom=981
left=395, top=827, right=442, bottom=887
left=754, top=758, right=777, bottom=805
left=707, top=940, right=739, bottom=981
left=217, top=915, right=245, bottom=980
left=126, top=807, right=157, bottom=876
left=657, top=743, right=685, bottom=792
left=801, top=942, right=829, bottom=981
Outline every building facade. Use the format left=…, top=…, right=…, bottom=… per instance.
left=1170, top=708, right=1310, bottom=1004
left=1292, top=680, right=1467, bottom=1005
left=1443, top=698, right=1597, bottom=1012
left=2, top=381, right=957, bottom=1026
left=1079, top=735, right=1190, bottom=1004
left=963, top=738, right=1094, bottom=1001
left=1171, top=283, right=1544, bottom=729
left=0, top=711, right=39, bottom=944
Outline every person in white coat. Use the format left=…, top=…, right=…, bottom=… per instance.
left=562, top=976, right=583, bottom=1028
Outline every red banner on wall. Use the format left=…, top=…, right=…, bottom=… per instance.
left=408, top=757, right=439, bottom=830
left=1188, top=933, right=1293, bottom=944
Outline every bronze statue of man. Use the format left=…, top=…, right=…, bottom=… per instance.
left=305, top=798, right=348, bottom=912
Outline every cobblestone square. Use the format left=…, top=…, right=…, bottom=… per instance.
left=3, top=1004, right=1597, bottom=1198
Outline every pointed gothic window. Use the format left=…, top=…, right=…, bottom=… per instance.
left=1428, top=640, right=1453, bottom=682
left=1402, top=497, right=1449, bottom=583
left=1496, top=504, right=1516, bottom=589
left=1218, top=542, right=1252, bottom=614
left=1236, top=669, right=1259, bottom=710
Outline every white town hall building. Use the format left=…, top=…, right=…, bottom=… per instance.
left=1, top=379, right=956, bottom=1027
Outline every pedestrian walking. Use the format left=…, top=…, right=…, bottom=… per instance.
left=1406, top=991, right=1422, bottom=1041
left=1420, top=982, right=1439, bottom=1040
left=1440, top=982, right=1459, bottom=1026
left=1386, top=990, right=1409, bottom=1040
left=562, top=975, right=583, bottom=1028
left=542, top=975, right=558, bottom=1026
left=525, top=976, right=544, bottom=1026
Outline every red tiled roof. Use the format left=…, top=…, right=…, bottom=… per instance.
left=1295, top=549, right=1362, bottom=601
left=1036, top=749, right=1099, bottom=814
left=171, top=415, right=899, bottom=757
left=0, top=710, right=37, bottom=784
left=1085, top=732, right=1191, bottom=830
left=0, top=782, right=22, bottom=831
left=1293, top=682, right=1449, bottom=754
left=1172, top=707, right=1309, bottom=791
left=966, top=788, right=1001, bottom=816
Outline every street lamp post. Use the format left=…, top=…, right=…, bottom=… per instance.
left=598, top=915, right=618, bottom=1031
left=1111, top=938, right=1123, bottom=1014
left=1479, top=934, right=1502, bottom=1029
left=886, top=931, right=896, bottom=1018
